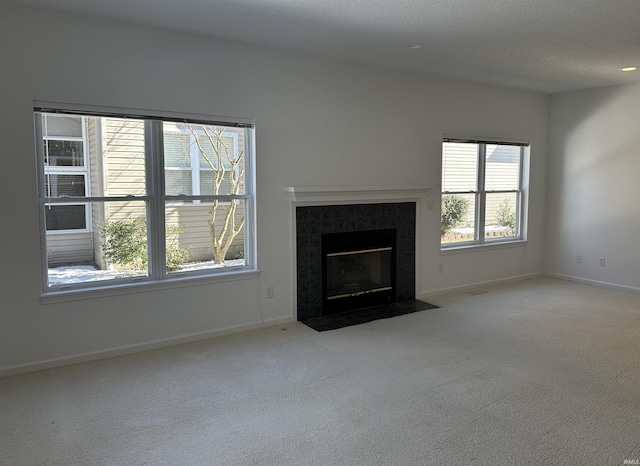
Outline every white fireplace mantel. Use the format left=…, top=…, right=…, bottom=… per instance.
left=284, top=185, right=431, bottom=205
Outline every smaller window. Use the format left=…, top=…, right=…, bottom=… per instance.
left=41, top=114, right=90, bottom=233
left=441, top=138, right=528, bottom=248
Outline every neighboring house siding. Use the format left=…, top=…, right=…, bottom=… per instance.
left=47, top=232, right=94, bottom=266
left=105, top=118, right=146, bottom=203
left=485, top=161, right=519, bottom=225
left=165, top=203, right=245, bottom=261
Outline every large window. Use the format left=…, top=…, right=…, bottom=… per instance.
left=441, top=138, right=528, bottom=248
left=35, top=105, right=255, bottom=292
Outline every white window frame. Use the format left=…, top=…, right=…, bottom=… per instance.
left=35, top=103, right=257, bottom=295
left=42, top=114, right=91, bottom=234
left=441, top=136, right=529, bottom=250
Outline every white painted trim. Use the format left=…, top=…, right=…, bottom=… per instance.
left=0, top=315, right=293, bottom=378
left=40, top=269, right=260, bottom=304
left=285, top=185, right=430, bottom=205
left=35, top=100, right=255, bottom=128
left=418, top=272, right=544, bottom=299
left=441, top=239, right=528, bottom=255
left=543, top=272, right=640, bottom=295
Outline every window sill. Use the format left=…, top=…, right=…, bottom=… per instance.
left=440, top=239, right=528, bottom=255
left=40, top=268, right=260, bottom=305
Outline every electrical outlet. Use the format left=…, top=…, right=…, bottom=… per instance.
left=577, top=254, right=582, bottom=264
left=266, top=286, right=274, bottom=299
left=599, top=257, right=605, bottom=267
left=438, top=263, right=444, bottom=273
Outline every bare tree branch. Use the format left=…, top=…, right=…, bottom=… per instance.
left=186, top=124, right=245, bottom=265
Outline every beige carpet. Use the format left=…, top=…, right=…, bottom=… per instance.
left=2, top=277, right=640, bottom=465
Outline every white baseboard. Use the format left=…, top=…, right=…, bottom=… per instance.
left=12, top=272, right=630, bottom=378
left=418, top=272, right=544, bottom=299
left=543, top=272, right=640, bottom=294
left=0, top=316, right=294, bottom=378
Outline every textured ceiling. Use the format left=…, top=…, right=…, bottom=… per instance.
left=6, top=0, right=640, bottom=93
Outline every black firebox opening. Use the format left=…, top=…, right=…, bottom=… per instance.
left=322, top=228, right=397, bottom=315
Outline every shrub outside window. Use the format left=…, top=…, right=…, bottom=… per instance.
left=35, top=105, right=255, bottom=293
left=441, top=138, right=528, bottom=248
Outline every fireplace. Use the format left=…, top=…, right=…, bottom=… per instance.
left=295, top=202, right=416, bottom=320
left=322, top=228, right=396, bottom=315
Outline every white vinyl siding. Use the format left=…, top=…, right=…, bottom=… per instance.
left=165, top=204, right=245, bottom=261
left=46, top=233, right=94, bottom=265
left=103, top=119, right=147, bottom=224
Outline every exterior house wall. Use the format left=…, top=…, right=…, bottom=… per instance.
left=165, top=203, right=245, bottom=261
left=45, top=116, right=95, bottom=266
left=46, top=232, right=94, bottom=265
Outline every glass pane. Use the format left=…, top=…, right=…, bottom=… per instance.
left=102, top=118, right=147, bottom=197
left=485, top=144, right=520, bottom=190
left=45, top=204, right=87, bottom=231
left=42, top=114, right=83, bottom=138
left=44, top=140, right=84, bottom=167
left=46, top=200, right=149, bottom=287
left=197, top=135, right=218, bottom=169
left=46, top=174, right=85, bottom=197
left=166, top=123, right=246, bottom=196
left=199, top=170, right=233, bottom=196
left=165, top=199, right=246, bottom=274
left=485, top=192, right=518, bottom=240
left=326, top=249, right=391, bottom=298
left=197, top=134, right=235, bottom=170
left=441, top=193, right=475, bottom=245
left=164, top=132, right=192, bottom=168
left=442, top=142, right=478, bottom=192
left=165, top=170, right=192, bottom=196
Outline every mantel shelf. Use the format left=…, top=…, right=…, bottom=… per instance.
left=285, top=185, right=430, bottom=194
left=285, top=185, right=431, bottom=204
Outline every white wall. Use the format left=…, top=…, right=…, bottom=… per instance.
left=0, top=3, right=549, bottom=375
left=546, top=83, right=640, bottom=290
